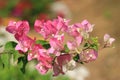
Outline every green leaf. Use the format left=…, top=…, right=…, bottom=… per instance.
left=36, top=40, right=49, bottom=45
left=0, top=41, right=21, bottom=68
left=36, top=40, right=50, bottom=49
left=4, top=41, right=21, bottom=61
left=0, top=41, right=17, bottom=68
left=0, top=57, right=4, bottom=69
left=73, top=54, right=79, bottom=62
left=17, top=54, right=28, bottom=73
left=84, top=43, right=89, bottom=47
left=0, top=53, right=11, bottom=68
left=90, top=37, right=99, bottom=50
left=0, top=45, right=3, bottom=48
left=90, top=43, right=98, bottom=50
left=4, top=41, right=17, bottom=50
left=91, top=37, right=98, bottom=43
left=64, top=44, right=70, bottom=53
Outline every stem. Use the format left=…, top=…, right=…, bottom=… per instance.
left=82, top=46, right=91, bottom=51
left=52, top=56, right=57, bottom=65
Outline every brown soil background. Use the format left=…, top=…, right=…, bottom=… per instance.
left=60, top=0, right=120, bottom=80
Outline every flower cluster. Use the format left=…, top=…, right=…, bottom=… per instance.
left=6, top=17, right=115, bottom=76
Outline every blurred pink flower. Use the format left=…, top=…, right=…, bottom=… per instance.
left=104, top=34, right=115, bottom=46
left=11, top=1, right=32, bottom=16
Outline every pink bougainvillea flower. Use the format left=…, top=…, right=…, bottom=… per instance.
left=50, top=34, right=64, bottom=51
left=52, top=16, right=69, bottom=32
left=27, top=44, right=43, bottom=61
left=15, top=41, right=28, bottom=53
left=6, top=17, right=113, bottom=77
left=6, top=21, right=30, bottom=34
left=6, top=20, right=30, bottom=40
left=48, top=47, right=61, bottom=56
left=34, top=20, right=57, bottom=39
left=15, top=35, right=35, bottom=53
left=35, top=49, right=53, bottom=74
left=28, top=46, right=53, bottom=75
left=34, top=20, right=43, bottom=33
left=67, top=25, right=80, bottom=37
left=81, top=20, right=94, bottom=33
left=53, top=54, right=71, bottom=76
left=38, top=49, right=53, bottom=68
left=6, top=21, right=18, bottom=34
left=104, top=34, right=115, bottom=46
left=66, top=23, right=83, bottom=49
left=53, top=62, right=64, bottom=76
left=57, top=54, right=71, bottom=66
left=75, top=35, right=83, bottom=46
left=69, top=20, right=93, bottom=34
left=35, top=62, right=49, bottom=75
left=67, top=35, right=82, bottom=51
left=67, top=41, right=77, bottom=50
left=79, top=49, right=98, bottom=63
left=68, top=20, right=93, bottom=39
left=34, top=16, right=69, bottom=39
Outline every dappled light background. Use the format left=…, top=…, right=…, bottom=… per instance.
left=0, top=0, right=120, bottom=80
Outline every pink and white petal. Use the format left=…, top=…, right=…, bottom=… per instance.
left=81, top=20, right=89, bottom=25
left=48, top=47, right=55, bottom=54
left=57, top=54, right=71, bottom=66
left=15, top=43, right=28, bottom=53
left=35, top=63, right=48, bottom=75
left=104, top=34, right=110, bottom=42
left=76, top=35, right=83, bottom=46
left=27, top=53, right=33, bottom=61
left=109, top=38, right=115, bottom=45
left=67, top=41, right=76, bottom=50
left=6, top=21, right=17, bottom=34
left=34, top=20, right=43, bottom=33
left=53, top=62, right=64, bottom=76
